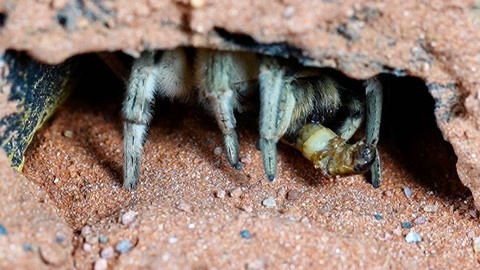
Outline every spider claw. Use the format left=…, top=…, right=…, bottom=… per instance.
left=259, top=138, right=278, bottom=182
left=223, top=132, right=240, bottom=169
left=370, top=149, right=382, bottom=188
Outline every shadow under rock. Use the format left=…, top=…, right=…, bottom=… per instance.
left=380, top=74, right=470, bottom=199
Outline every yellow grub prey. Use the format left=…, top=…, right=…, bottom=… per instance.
left=294, top=123, right=376, bottom=176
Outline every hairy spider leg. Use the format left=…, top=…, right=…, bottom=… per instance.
left=336, top=94, right=364, bottom=141
left=258, top=56, right=296, bottom=181
left=196, top=49, right=258, bottom=170
left=123, top=49, right=191, bottom=190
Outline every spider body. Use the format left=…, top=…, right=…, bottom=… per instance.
left=122, top=48, right=382, bottom=190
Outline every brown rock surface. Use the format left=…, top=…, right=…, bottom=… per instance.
left=0, top=149, right=73, bottom=269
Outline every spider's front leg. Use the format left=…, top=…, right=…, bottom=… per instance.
left=258, top=57, right=297, bottom=181
left=123, top=49, right=191, bottom=190
left=195, top=49, right=258, bottom=170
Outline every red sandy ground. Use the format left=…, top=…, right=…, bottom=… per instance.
left=20, top=82, right=480, bottom=269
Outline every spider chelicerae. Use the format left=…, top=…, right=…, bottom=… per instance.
left=122, top=48, right=382, bottom=190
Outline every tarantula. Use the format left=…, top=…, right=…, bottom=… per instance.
left=122, top=48, right=382, bottom=190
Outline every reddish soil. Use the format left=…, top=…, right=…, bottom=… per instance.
left=17, top=67, right=480, bottom=269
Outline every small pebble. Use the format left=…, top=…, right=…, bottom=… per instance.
left=168, top=236, right=178, bottom=244
left=230, top=187, right=243, bottom=199
left=401, top=222, right=412, bottom=229
left=405, top=231, right=422, bottom=243
left=83, top=243, right=92, bottom=253
left=24, top=243, right=32, bottom=252
left=262, top=197, right=276, bottom=208
left=55, top=235, right=65, bottom=245
left=176, top=202, right=192, bottom=213
left=414, top=216, right=426, bottom=225
left=384, top=232, right=392, bottom=240
left=100, top=246, right=115, bottom=259
left=403, top=186, right=413, bottom=199
left=286, top=190, right=301, bottom=201
left=383, top=190, right=393, bottom=197
left=85, top=235, right=97, bottom=245
left=473, top=237, right=480, bottom=253
left=240, top=155, right=252, bottom=165
left=0, top=224, right=7, bottom=236
left=93, top=258, right=108, bottom=270
left=190, top=0, right=206, bottom=8
left=240, top=230, right=252, bottom=239
left=81, top=226, right=91, bottom=237
left=374, top=213, right=383, bottom=221
left=423, top=204, right=438, bottom=213
left=283, top=6, right=295, bottom=18
left=39, top=245, right=68, bottom=266
left=121, top=210, right=137, bottom=226
left=300, top=216, right=310, bottom=224
left=469, top=209, right=478, bottom=218
left=62, top=130, right=74, bottom=138
left=393, top=227, right=403, bottom=236
left=215, top=189, right=226, bottom=199
left=246, top=258, right=267, bottom=270
left=240, top=205, right=253, bottom=213
left=98, top=235, right=108, bottom=244
left=213, top=147, right=222, bottom=156
left=115, top=239, right=133, bottom=254
left=467, top=231, right=476, bottom=239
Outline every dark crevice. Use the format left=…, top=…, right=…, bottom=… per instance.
left=380, top=74, right=469, bottom=198
left=214, top=27, right=306, bottom=60
left=0, top=12, right=7, bottom=28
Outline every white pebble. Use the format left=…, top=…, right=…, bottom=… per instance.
left=300, top=216, right=310, bottom=224
left=392, top=227, right=403, bottom=236
left=414, top=216, right=426, bottom=225
left=403, top=186, right=413, bottom=199
left=262, top=197, right=276, bottom=208
left=240, top=155, right=252, bottom=165
left=423, top=204, right=438, bottom=213
left=100, top=246, right=115, bottom=259
left=405, top=231, right=422, bottom=243
left=230, top=188, right=243, bottom=199
left=93, top=258, right=108, bottom=270
left=190, top=0, right=206, bottom=8
left=168, top=236, right=178, bottom=244
left=121, top=210, right=137, bottom=226
left=213, top=147, right=222, bottom=156
left=473, top=237, right=480, bottom=253
left=81, top=226, right=91, bottom=237
left=240, top=205, right=253, bottom=213
left=215, top=190, right=226, bottom=199
left=247, top=258, right=267, bottom=270
left=82, top=243, right=92, bottom=253
left=283, top=6, right=295, bottom=18
left=176, top=202, right=192, bottom=213
left=62, top=130, right=74, bottom=138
